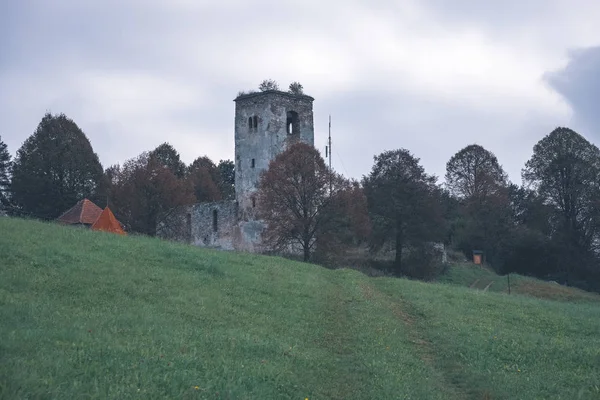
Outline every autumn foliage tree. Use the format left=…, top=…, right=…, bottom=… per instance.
left=187, top=156, right=222, bottom=202
left=256, top=142, right=354, bottom=262
left=107, top=150, right=195, bottom=236
left=11, top=113, right=104, bottom=219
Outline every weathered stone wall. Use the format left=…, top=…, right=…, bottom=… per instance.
left=233, top=90, right=315, bottom=222
left=157, top=90, right=317, bottom=255
left=157, top=201, right=238, bottom=250
left=233, top=220, right=266, bottom=253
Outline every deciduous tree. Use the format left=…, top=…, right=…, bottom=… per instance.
left=445, top=144, right=512, bottom=270
left=0, top=136, right=12, bottom=212
left=149, top=142, right=186, bottom=178
left=108, top=152, right=195, bottom=236
left=445, top=144, right=508, bottom=201
left=11, top=113, right=103, bottom=220
left=187, top=156, right=221, bottom=202
left=256, top=142, right=350, bottom=262
left=363, top=149, right=445, bottom=273
left=217, top=159, right=235, bottom=200
left=522, top=127, right=600, bottom=283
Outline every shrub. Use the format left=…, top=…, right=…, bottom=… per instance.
left=402, top=243, right=448, bottom=281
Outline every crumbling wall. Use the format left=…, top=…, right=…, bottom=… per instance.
left=189, top=201, right=237, bottom=250
left=157, top=201, right=238, bottom=250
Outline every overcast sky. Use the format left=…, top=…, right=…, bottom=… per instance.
left=1, top=0, right=600, bottom=184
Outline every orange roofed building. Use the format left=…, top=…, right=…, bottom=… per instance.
left=57, top=198, right=126, bottom=235
left=91, top=206, right=126, bottom=235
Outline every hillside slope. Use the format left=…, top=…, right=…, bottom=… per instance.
left=439, top=262, right=600, bottom=302
left=1, top=217, right=599, bottom=400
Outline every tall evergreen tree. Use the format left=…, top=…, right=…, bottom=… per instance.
left=11, top=113, right=104, bottom=220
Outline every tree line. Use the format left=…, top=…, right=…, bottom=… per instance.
left=253, top=130, right=600, bottom=293
left=2, top=112, right=600, bottom=292
left=0, top=113, right=233, bottom=236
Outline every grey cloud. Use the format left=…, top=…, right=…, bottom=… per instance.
left=317, top=89, right=561, bottom=184
left=0, top=0, right=596, bottom=187
left=546, top=46, right=600, bottom=138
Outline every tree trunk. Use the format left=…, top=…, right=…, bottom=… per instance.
left=395, top=220, right=403, bottom=273
left=303, top=243, right=310, bottom=262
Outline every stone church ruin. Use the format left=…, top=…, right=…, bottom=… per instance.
left=156, top=89, right=315, bottom=252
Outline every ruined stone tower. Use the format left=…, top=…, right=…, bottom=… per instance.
left=157, top=89, right=315, bottom=253
left=233, top=90, right=315, bottom=249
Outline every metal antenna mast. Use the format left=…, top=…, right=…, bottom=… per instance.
left=326, top=115, right=332, bottom=192
left=328, top=115, right=332, bottom=168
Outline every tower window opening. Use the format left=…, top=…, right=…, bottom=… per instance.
left=252, top=197, right=256, bottom=208
left=212, top=209, right=218, bottom=232
left=248, top=117, right=253, bottom=130
left=253, top=116, right=258, bottom=130
left=286, top=111, right=299, bottom=135
left=251, top=158, right=255, bottom=168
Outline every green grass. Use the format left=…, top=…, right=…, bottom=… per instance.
left=438, top=262, right=600, bottom=302
left=1, top=217, right=599, bottom=399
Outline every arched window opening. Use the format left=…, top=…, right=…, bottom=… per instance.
left=251, top=158, right=255, bottom=168
left=253, top=116, right=258, bottom=130
left=286, top=111, right=299, bottom=135
left=248, top=117, right=253, bottom=130
left=212, top=209, right=218, bottom=232
left=252, top=197, right=256, bottom=208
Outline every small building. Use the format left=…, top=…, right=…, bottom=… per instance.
left=57, top=198, right=125, bottom=235
left=473, top=250, right=484, bottom=265
left=57, top=198, right=103, bottom=227
left=91, top=207, right=126, bottom=235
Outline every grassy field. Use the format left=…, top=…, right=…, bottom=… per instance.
left=439, top=262, right=600, bottom=302
left=1, top=217, right=599, bottom=399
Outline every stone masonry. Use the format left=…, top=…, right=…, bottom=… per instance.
left=157, top=89, right=315, bottom=252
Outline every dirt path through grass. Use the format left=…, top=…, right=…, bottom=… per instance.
left=317, top=281, right=365, bottom=399
left=359, top=282, right=471, bottom=400
left=312, top=273, right=453, bottom=399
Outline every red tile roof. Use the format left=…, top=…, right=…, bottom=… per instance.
left=91, top=207, right=126, bottom=235
left=57, top=198, right=103, bottom=225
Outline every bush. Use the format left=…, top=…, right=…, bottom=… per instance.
left=402, top=243, right=448, bottom=281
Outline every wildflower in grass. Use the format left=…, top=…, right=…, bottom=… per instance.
left=194, top=386, right=199, bottom=390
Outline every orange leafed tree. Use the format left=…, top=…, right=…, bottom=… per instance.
left=107, top=152, right=196, bottom=236
left=256, top=142, right=364, bottom=262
